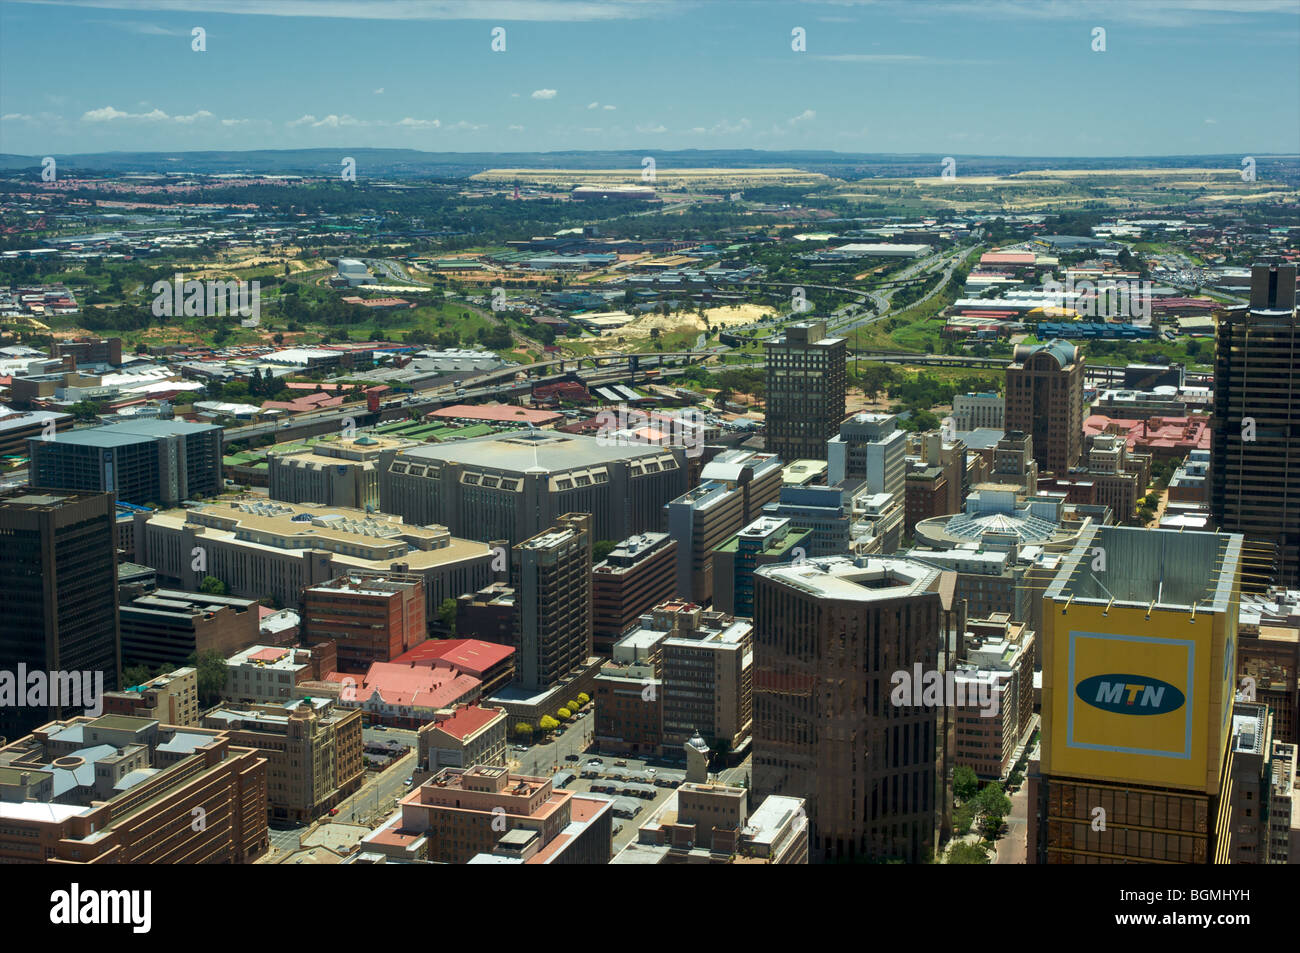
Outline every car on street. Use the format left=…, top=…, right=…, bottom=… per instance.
left=404, top=776, right=414, bottom=786
left=565, top=754, right=580, bottom=762
left=615, top=760, right=628, bottom=767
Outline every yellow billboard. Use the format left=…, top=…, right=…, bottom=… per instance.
left=1041, top=601, right=1235, bottom=793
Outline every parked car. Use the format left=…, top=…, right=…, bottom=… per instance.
left=615, top=760, right=628, bottom=767
left=565, top=754, right=580, bottom=762
left=404, top=776, right=414, bottom=786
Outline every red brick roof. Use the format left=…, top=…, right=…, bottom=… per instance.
left=431, top=703, right=503, bottom=739
left=394, top=638, right=514, bottom=677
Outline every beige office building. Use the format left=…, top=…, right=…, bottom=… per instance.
left=202, top=697, right=364, bottom=823
left=135, top=499, right=494, bottom=612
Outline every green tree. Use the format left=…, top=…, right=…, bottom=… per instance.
left=538, top=715, right=559, bottom=733
left=592, top=540, right=618, bottom=563
left=186, top=648, right=228, bottom=705
left=436, top=597, right=457, bottom=633
left=576, top=692, right=590, bottom=706
left=199, top=575, right=229, bottom=595
left=514, top=722, right=534, bottom=740
left=975, top=782, right=1011, bottom=822
left=557, top=707, right=572, bottom=721
left=948, top=842, right=990, bottom=864
left=953, top=765, right=980, bottom=802
left=565, top=699, right=579, bottom=712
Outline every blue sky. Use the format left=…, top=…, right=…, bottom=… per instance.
left=2, top=0, right=1298, bottom=157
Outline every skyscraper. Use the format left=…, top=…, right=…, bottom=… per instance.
left=764, top=321, right=847, bottom=462
left=1031, top=525, right=1244, bottom=864
left=752, top=555, right=953, bottom=863
left=1211, top=262, right=1300, bottom=589
left=512, top=513, right=593, bottom=692
left=0, top=488, right=121, bottom=740
left=1005, top=341, right=1085, bottom=477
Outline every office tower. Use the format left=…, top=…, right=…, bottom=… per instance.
left=711, top=516, right=811, bottom=616
left=951, top=614, right=1036, bottom=782
left=27, top=419, right=222, bottom=506
left=1222, top=702, right=1273, bottom=864
left=202, top=698, right=364, bottom=824
left=990, top=430, right=1038, bottom=495
left=752, top=556, right=948, bottom=863
left=764, top=320, right=847, bottom=462
left=301, top=571, right=427, bottom=673
left=664, top=451, right=784, bottom=605
left=827, top=412, right=906, bottom=498
left=1211, top=262, right=1300, bottom=588
left=1031, top=525, right=1243, bottom=864
left=0, top=714, right=268, bottom=863
left=0, top=488, right=121, bottom=741
left=951, top=392, right=1004, bottom=431
left=1005, top=340, right=1085, bottom=477
left=381, top=430, right=686, bottom=545
left=512, top=514, right=593, bottom=692
left=591, top=532, right=677, bottom=654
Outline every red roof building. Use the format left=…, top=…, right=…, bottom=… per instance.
left=1083, top=413, right=1211, bottom=461
left=394, top=639, right=516, bottom=695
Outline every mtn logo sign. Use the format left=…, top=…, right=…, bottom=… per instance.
left=1077, top=674, right=1185, bottom=716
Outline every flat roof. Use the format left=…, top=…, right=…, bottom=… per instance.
left=397, top=429, right=674, bottom=473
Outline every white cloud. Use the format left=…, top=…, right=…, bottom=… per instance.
left=1, top=113, right=35, bottom=121
left=789, top=109, right=816, bottom=125
left=373, top=87, right=385, bottom=94
left=587, top=101, right=600, bottom=109
left=397, top=117, right=440, bottom=128
left=173, top=109, right=214, bottom=123
left=635, top=122, right=667, bottom=134
left=82, top=105, right=170, bottom=121
left=531, top=88, right=558, bottom=100
left=508, top=124, right=525, bottom=131
left=603, top=104, right=616, bottom=111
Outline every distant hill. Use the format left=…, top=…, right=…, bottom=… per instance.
left=1, top=149, right=1291, bottom=181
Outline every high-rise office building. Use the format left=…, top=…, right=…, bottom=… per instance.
left=1005, top=340, right=1085, bottom=477
left=827, top=412, right=907, bottom=499
left=752, top=555, right=951, bottom=863
left=27, top=419, right=222, bottom=506
left=1031, top=525, right=1244, bottom=864
left=764, top=321, right=846, bottom=462
left=512, top=514, right=593, bottom=692
left=1211, top=262, right=1300, bottom=589
left=591, top=532, right=677, bottom=654
left=0, top=488, right=121, bottom=740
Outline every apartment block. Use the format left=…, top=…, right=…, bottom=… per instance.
left=224, top=644, right=319, bottom=704
left=711, top=516, right=811, bottom=616
left=952, top=614, right=1036, bottom=781
left=951, top=392, right=1005, bottom=431
left=827, top=412, right=907, bottom=498
left=378, top=764, right=612, bottom=864
left=513, top=513, right=593, bottom=693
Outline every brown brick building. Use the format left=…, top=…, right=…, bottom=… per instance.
left=302, top=571, right=426, bottom=673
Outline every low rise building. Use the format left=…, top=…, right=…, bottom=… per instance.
left=202, top=697, right=364, bottom=823
left=119, top=587, right=260, bottom=670
left=416, top=703, right=507, bottom=773
left=301, top=571, right=427, bottom=672
left=0, top=714, right=268, bottom=863
left=100, top=666, right=199, bottom=726
left=268, top=434, right=416, bottom=509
